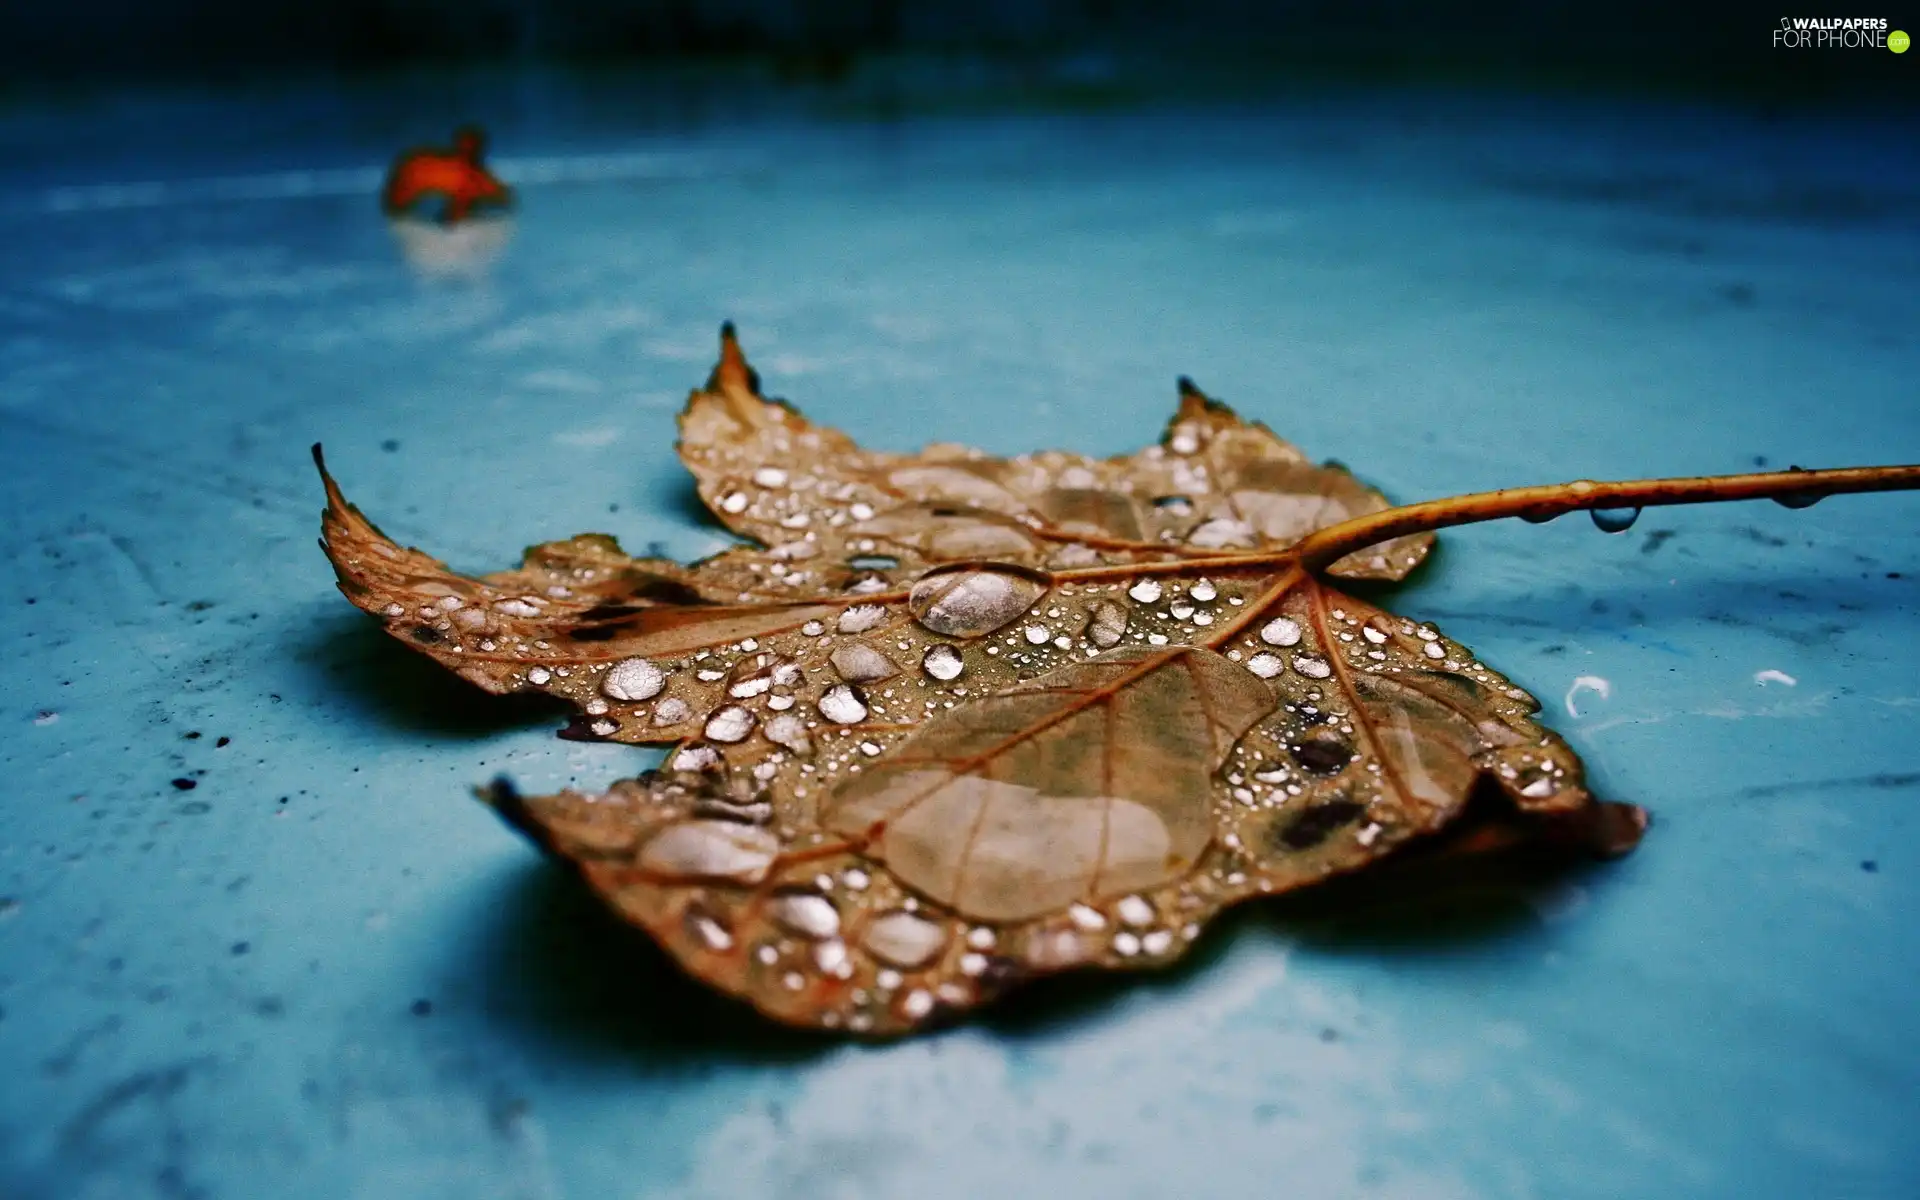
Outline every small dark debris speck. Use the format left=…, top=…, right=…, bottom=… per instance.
left=1319, top=1028, right=1339, bottom=1043
left=216, top=737, right=230, bottom=748
left=231, top=941, right=250, bottom=956
left=184, top=731, right=202, bottom=740
left=381, top=439, right=400, bottom=452
left=170, top=778, right=197, bottom=790
left=410, top=999, right=433, bottom=1017
left=1890, top=573, right=1904, bottom=581
left=1862, top=860, right=1879, bottom=873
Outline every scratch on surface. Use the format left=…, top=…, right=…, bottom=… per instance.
left=1736, top=772, right=1920, bottom=799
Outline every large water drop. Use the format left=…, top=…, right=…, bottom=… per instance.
left=908, top=565, right=1047, bottom=638
left=1589, top=507, right=1641, bottom=534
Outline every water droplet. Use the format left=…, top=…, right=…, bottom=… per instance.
left=1023, top=625, right=1050, bottom=645
left=1115, top=895, right=1155, bottom=927
left=1520, top=509, right=1560, bottom=524
left=525, top=666, right=552, bottom=686
left=1112, top=931, right=1142, bottom=956
left=769, top=890, right=841, bottom=939
left=1518, top=771, right=1560, bottom=799
left=1141, top=929, right=1174, bottom=955
left=765, top=713, right=812, bottom=754
left=908, top=566, right=1047, bottom=638
left=818, top=684, right=869, bottom=724
left=704, top=706, right=755, bottom=743
left=1188, top=517, right=1255, bottom=548
left=1128, top=579, right=1163, bottom=603
left=1589, top=507, right=1641, bottom=534
left=830, top=643, right=899, bottom=683
left=815, top=939, right=853, bottom=977
left=864, top=910, right=948, bottom=968
left=1246, top=653, right=1285, bottom=679
left=899, top=989, right=936, bottom=1020
left=1069, top=904, right=1107, bottom=931
left=1189, top=580, right=1217, bottom=602
left=639, top=820, right=780, bottom=883
left=602, top=658, right=666, bottom=701
left=1773, top=470, right=1825, bottom=510
left=1152, top=495, right=1194, bottom=516
left=921, top=643, right=964, bottom=681
left=1361, top=623, right=1389, bottom=645
left=1169, top=602, right=1195, bottom=620
left=672, top=743, right=721, bottom=771
left=1423, top=641, right=1446, bottom=660
left=653, top=696, right=692, bottom=725
left=685, top=907, right=734, bottom=951
left=838, top=605, right=887, bottom=634
left=1084, top=600, right=1128, bottom=648
left=752, top=466, right=789, bottom=488
left=1292, top=654, right=1332, bottom=679
left=720, top=491, right=749, bottom=514
left=1260, top=617, right=1302, bottom=647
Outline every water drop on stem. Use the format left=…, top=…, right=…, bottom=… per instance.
left=1590, top=506, right=1641, bottom=534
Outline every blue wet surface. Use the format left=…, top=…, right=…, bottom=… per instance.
left=2, top=83, right=1918, bottom=1198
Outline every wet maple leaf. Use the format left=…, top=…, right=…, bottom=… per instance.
left=316, top=324, right=1920, bottom=1036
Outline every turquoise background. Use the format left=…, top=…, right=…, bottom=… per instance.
left=2, top=84, right=1917, bottom=1197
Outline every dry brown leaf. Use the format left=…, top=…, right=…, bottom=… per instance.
left=316, top=324, right=1920, bottom=1036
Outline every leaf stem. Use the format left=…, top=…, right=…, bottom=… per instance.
left=1294, top=464, right=1920, bottom=572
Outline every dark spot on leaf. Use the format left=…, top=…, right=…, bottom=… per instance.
left=568, top=625, right=618, bottom=642
left=1274, top=800, right=1367, bottom=850
left=1291, top=736, right=1353, bottom=774
left=410, top=624, right=444, bottom=644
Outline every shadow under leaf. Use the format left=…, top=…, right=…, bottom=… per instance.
left=469, top=862, right=834, bottom=1074
left=292, top=608, right=571, bottom=739
left=466, top=790, right=1629, bottom=1058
